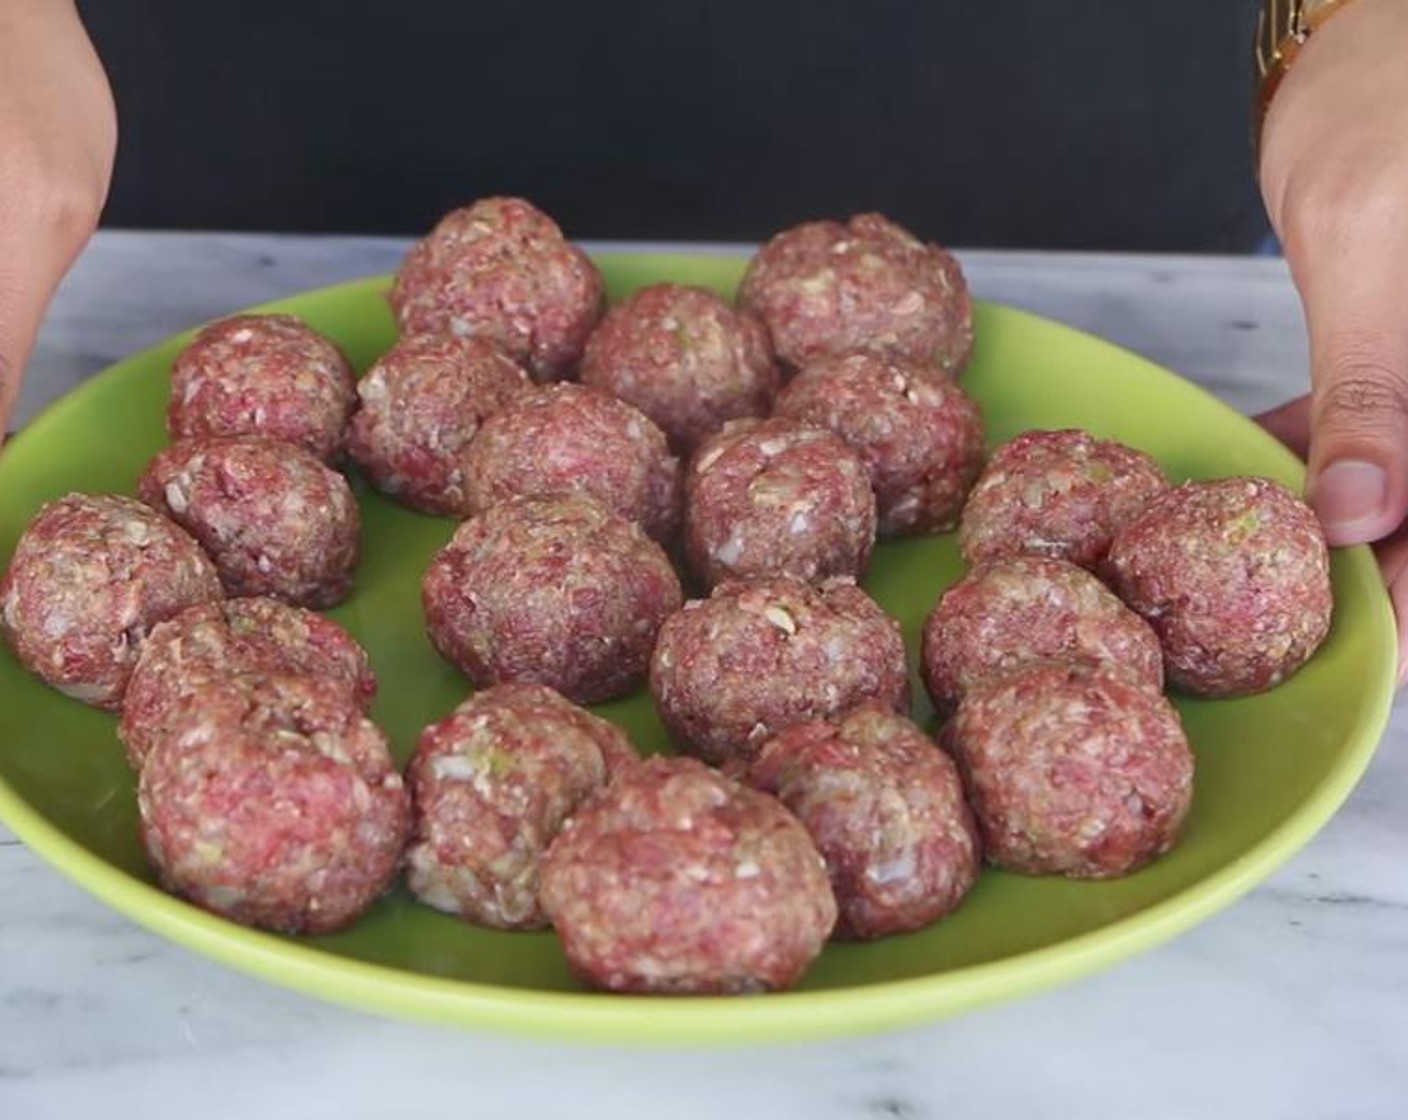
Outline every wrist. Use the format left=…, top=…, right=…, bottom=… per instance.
left=1255, top=0, right=1359, bottom=155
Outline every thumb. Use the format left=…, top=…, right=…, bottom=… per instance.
left=1293, top=228, right=1408, bottom=548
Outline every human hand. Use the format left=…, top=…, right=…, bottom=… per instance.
left=1256, top=0, right=1408, bottom=684
left=0, top=1, right=116, bottom=438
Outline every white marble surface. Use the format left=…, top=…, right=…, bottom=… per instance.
left=3, top=232, right=1406, bottom=1120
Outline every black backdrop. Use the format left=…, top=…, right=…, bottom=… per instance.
left=82, top=1, right=1268, bottom=251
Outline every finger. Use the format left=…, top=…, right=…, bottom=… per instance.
left=1292, top=209, right=1408, bottom=548
left=1374, top=526, right=1408, bottom=686
left=1253, top=393, right=1313, bottom=460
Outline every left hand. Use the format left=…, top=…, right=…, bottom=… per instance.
left=1255, top=0, right=1408, bottom=685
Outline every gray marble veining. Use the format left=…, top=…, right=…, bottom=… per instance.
left=2, top=232, right=1403, bottom=1120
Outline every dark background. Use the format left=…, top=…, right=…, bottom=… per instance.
left=82, top=1, right=1268, bottom=251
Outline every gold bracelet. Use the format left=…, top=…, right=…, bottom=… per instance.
left=1255, top=0, right=1357, bottom=147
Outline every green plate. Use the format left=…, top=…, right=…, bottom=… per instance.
left=0, top=253, right=1396, bottom=1044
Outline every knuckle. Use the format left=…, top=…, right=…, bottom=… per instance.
left=0, top=157, right=108, bottom=254
left=28, top=168, right=106, bottom=237
left=1317, top=364, right=1408, bottom=430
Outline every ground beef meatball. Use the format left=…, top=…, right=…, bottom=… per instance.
left=347, top=333, right=531, bottom=515
left=539, top=756, right=836, bottom=993
left=119, top=596, right=375, bottom=769
left=945, top=661, right=1194, bottom=879
left=1105, top=475, right=1333, bottom=696
left=406, top=682, right=638, bottom=930
left=774, top=351, right=985, bottom=536
left=422, top=494, right=683, bottom=704
left=0, top=494, right=222, bottom=709
left=740, top=703, right=980, bottom=940
left=684, top=417, right=876, bottom=587
left=958, top=428, right=1169, bottom=571
left=463, top=382, right=681, bottom=542
left=138, top=435, right=360, bottom=609
left=167, top=313, right=356, bottom=464
left=738, top=212, right=972, bottom=374
left=650, top=574, right=909, bottom=765
left=921, top=555, right=1163, bottom=714
left=389, top=197, right=604, bottom=382
left=578, top=283, right=781, bottom=454
left=139, top=671, right=410, bottom=934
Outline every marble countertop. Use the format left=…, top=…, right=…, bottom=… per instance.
left=3, top=232, right=1405, bottom=1120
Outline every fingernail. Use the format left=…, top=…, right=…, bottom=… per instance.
left=1309, top=460, right=1389, bottom=543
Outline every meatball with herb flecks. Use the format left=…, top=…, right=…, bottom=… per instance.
left=739, top=212, right=972, bottom=375
left=0, top=493, right=222, bottom=709
left=579, top=282, right=780, bottom=455
left=389, top=197, right=604, bottom=382
left=167, top=313, right=356, bottom=464
left=649, top=574, right=909, bottom=765
left=540, top=756, right=837, bottom=993
left=1105, top=475, right=1333, bottom=696
left=422, top=494, right=682, bottom=704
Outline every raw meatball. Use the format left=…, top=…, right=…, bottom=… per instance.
left=347, top=333, right=531, bottom=515
left=685, top=417, right=876, bottom=587
left=738, top=212, right=972, bottom=374
left=389, top=196, right=604, bottom=382
left=167, top=313, right=356, bottom=464
left=539, top=756, right=836, bottom=994
left=650, top=574, right=909, bottom=765
left=740, top=703, right=980, bottom=940
left=945, top=661, right=1194, bottom=879
left=138, top=435, right=360, bottom=609
left=958, top=428, right=1169, bottom=571
left=774, top=351, right=985, bottom=536
left=463, top=382, right=681, bottom=542
left=422, top=494, right=683, bottom=704
left=921, top=555, right=1163, bottom=715
left=0, top=494, right=221, bottom=709
left=406, top=682, right=638, bottom=930
left=120, top=596, right=376, bottom=769
left=139, top=671, right=410, bottom=934
left=578, top=282, right=780, bottom=454
left=1105, top=475, right=1333, bottom=696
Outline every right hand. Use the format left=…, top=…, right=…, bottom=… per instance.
left=0, top=0, right=117, bottom=438
left=1255, top=0, right=1408, bottom=684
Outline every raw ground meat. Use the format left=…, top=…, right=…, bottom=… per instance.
left=389, top=196, right=604, bottom=382
left=422, top=493, right=683, bottom=704
left=138, top=435, right=360, bottom=609
left=684, top=417, right=876, bottom=587
left=578, top=282, right=780, bottom=454
left=1104, top=475, right=1333, bottom=696
left=944, top=660, right=1194, bottom=879
left=774, top=351, right=985, bottom=536
left=405, top=682, right=638, bottom=929
left=119, top=596, right=375, bottom=769
left=139, top=671, right=410, bottom=934
left=738, top=212, right=972, bottom=374
left=740, top=703, right=980, bottom=939
left=539, top=755, right=837, bottom=993
left=921, top=555, right=1163, bottom=714
left=0, top=493, right=222, bottom=709
left=649, top=574, right=909, bottom=765
left=462, top=382, right=681, bottom=542
left=958, top=428, right=1169, bottom=571
left=347, top=332, right=531, bottom=515
left=167, top=313, right=356, bottom=464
